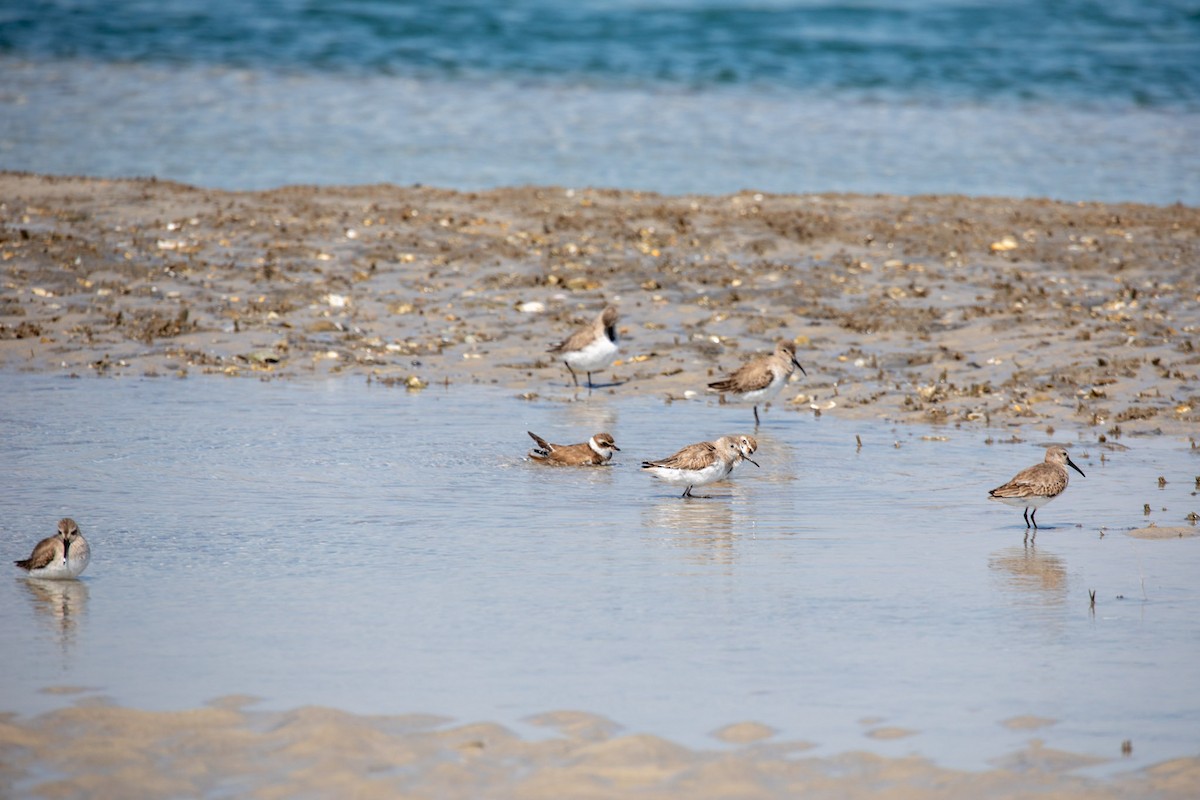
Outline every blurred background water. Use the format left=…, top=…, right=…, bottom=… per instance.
left=1, top=0, right=1197, bottom=202
left=2, top=374, right=1199, bottom=772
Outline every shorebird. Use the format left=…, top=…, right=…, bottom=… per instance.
left=707, top=339, right=807, bottom=425
left=642, top=434, right=760, bottom=498
left=734, top=434, right=759, bottom=463
left=989, top=446, right=1086, bottom=529
left=547, top=306, right=619, bottom=388
left=14, top=518, right=91, bottom=579
left=527, top=431, right=620, bottom=466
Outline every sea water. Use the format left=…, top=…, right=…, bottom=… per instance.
left=1, top=0, right=1198, bottom=203
left=1, top=373, right=1198, bottom=774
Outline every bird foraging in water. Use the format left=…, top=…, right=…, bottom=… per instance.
left=641, top=434, right=759, bottom=499
left=707, top=339, right=807, bottom=425
left=988, top=445, right=1085, bottom=529
left=527, top=431, right=620, bottom=466
left=547, top=306, right=619, bottom=389
left=14, top=518, right=91, bottom=579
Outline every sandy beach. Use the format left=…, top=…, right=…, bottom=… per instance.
left=2, top=172, right=1197, bottom=436
left=3, top=172, right=1199, bottom=798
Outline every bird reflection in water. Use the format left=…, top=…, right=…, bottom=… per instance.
left=22, top=577, right=90, bottom=652
left=988, top=541, right=1067, bottom=606
left=642, top=493, right=737, bottom=566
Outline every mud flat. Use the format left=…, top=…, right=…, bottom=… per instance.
left=2, top=172, right=1197, bottom=437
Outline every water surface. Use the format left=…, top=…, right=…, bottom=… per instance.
left=1, top=373, right=1198, bottom=773
left=2, top=0, right=1198, bottom=202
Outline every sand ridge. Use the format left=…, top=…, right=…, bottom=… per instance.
left=1, top=699, right=1198, bottom=799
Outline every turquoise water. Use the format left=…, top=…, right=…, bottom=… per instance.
left=5, top=1, right=1198, bottom=106
left=2, top=373, right=1199, bottom=773
left=1, top=0, right=1198, bottom=202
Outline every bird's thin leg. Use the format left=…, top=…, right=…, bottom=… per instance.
left=586, top=371, right=594, bottom=389
left=753, top=405, right=761, bottom=426
left=564, top=361, right=579, bottom=387
left=682, top=486, right=693, bottom=498
left=1023, top=507, right=1031, bottom=528
left=1030, top=508, right=1039, bottom=529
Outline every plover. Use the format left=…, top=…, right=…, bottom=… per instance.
left=707, top=339, right=806, bottom=425
left=14, top=518, right=91, bottom=579
left=989, top=445, right=1086, bottom=529
left=527, top=431, right=620, bottom=466
left=547, top=306, right=619, bottom=388
left=642, top=434, right=760, bottom=498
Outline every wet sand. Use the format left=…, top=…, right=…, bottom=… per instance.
left=2, top=172, right=1199, bottom=796
left=2, top=172, right=1197, bottom=436
left=2, top=696, right=1198, bottom=799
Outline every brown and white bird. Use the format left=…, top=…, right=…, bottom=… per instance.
left=547, top=306, right=619, bottom=388
left=989, top=446, right=1086, bottom=529
left=14, top=518, right=91, bottom=579
left=641, top=434, right=760, bottom=498
left=707, top=339, right=807, bottom=425
left=527, top=431, right=620, bottom=466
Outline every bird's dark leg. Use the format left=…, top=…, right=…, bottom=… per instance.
left=564, top=361, right=579, bottom=387
left=753, top=405, right=761, bottom=426
left=586, top=371, right=594, bottom=389
left=1023, top=507, right=1031, bottom=528
left=682, top=486, right=693, bottom=498
left=1030, top=508, right=1039, bottom=529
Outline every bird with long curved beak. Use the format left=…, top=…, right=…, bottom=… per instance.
left=989, top=446, right=1086, bottom=530
left=642, top=434, right=760, bottom=499
left=708, top=339, right=807, bottom=425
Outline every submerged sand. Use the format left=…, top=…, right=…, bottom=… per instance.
left=3, top=173, right=1199, bottom=796
left=1, top=172, right=1197, bottom=437
left=2, top=697, right=1198, bottom=799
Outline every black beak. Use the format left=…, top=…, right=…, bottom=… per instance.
left=612, top=445, right=621, bottom=451
left=1067, top=457, right=1085, bottom=477
left=792, top=357, right=807, bottom=377
left=744, top=456, right=760, bottom=468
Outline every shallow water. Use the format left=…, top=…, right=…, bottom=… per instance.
left=5, top=1, right=1199, bottom=203
left=1, top=372, right=1198, bottom=774
left=4, top=58, right=1197, bottom=205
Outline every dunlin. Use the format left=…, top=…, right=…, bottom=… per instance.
left=14, top=518, right=91, bottom=580
left=547, top=306, right=619, bottom=388
left=989, top=446, right=1085, bottom=529
left=527, top=431, right=620, bottom=466
left=641, top=434, right=760, bottom=498
left=707, top=339, right=806, bottom=425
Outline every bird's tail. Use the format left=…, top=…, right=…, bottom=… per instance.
left=527, top=431, right=552, bottom=459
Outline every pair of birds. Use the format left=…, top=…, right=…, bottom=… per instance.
left=549, top=306, right=807, bottom=425
left=13, top=517, right=91, bottom=580
left=528, top=430, right=760, bottom=499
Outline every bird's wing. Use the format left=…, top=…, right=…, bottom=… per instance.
left=708, top=359, right=773, bottom=393
left=15, top=536, right=61, bottom=571
left=643, top=441, right=717, bottom=470
left=989, top=463, right=1063, bottom=497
